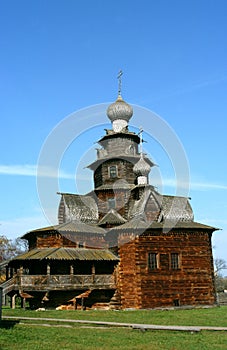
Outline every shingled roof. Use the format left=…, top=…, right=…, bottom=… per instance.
left=159, top=195, right=194, bottom=222
left=11, top=247, right=119, bottom=261
left=59, top=193, right=99, bottom=223
left=128, top=186, right=161, bottom=220
left=98, top=209, right=127, bottom=225
left=128, top=186, right=194, bottom=223
left=109, top=217, right=217, bottom=233
left=22, top=221, right=106, bottom=239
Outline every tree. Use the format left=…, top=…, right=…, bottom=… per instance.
left=0, top=235, right=28, bottom=261
left=0, top=235, right=28, bottom=282
left=214, top=258, right=227, bottom=276
left=214, top=258, right=227, bottom=292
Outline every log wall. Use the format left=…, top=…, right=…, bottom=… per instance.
left=37, top=234, right=63, bottom=248
left=97, top=189, right=130, bottom=220
left=118, top=234, right=142, bottom=309
left=36, top=233, right=107, bottom=249
left=94, top=159, right=137, bottom=189
left=118, top=230, right=216, bottom=309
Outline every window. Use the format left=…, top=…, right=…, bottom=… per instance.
left=171, top=253, right=179, bottom=269
left=108, top=198, right=116, bottom=209
left=109, top=165, right=117, bottom=178
left=129, top=145, right=135, bottom=155
left=173, top=299, right=180, bottom=307
left=148, top=253, right=158, bottom=270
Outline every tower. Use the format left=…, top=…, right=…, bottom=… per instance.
left=87, top=73, right=154, bottom=222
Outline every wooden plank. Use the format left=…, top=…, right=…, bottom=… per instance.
left=3, top=316, right=227, bottom=332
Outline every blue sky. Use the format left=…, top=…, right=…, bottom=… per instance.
left=0, top=1, right=227, bottom=265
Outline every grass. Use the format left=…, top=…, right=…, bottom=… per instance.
left=1, top=306, right=227, bottom=349
left=1, top=323, right=227, bottom=350
left=2, top=305, right=227, bottom=327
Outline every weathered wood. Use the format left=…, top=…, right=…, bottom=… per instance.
left=35, top=233, right=107, bottom=250
left=94, top=158, right=138, bottom=189
left=1, top=107, right=217, bottom=312
left=4, top=315, right=227, bottom=332
left=17, top=274, right=116, bottom=291
left=118, top=231, right=215, bottom=309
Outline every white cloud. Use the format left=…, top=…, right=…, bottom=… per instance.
left=0, top=164, right=74, bottom=179
left=152, top=177, right=227, bottom=191
left=0, top=164, right=36, bottom=176
left=1, top=165, right=226, bottom=191
left=190, top=182, right=227, bottom=191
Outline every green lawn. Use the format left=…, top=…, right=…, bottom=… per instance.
left=2, top=305, right=227, bottom=327
left=1, top=307, right=227, bottom=350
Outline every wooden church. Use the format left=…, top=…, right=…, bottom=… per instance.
left=1, top=81, right=217, bottom=309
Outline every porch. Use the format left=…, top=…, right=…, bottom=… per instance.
left=16, top=273, right=116, bottom=291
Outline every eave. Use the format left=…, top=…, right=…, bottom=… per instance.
left=87, top=155, right=154, bottom=171
left=97, top=130, right=140, bottom=144
left=10, top=247, right=119, bottom=262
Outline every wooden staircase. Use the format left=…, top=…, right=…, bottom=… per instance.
left=0, top=277, right=18, bottom=304
left=109, top=289, right=121, bottom=310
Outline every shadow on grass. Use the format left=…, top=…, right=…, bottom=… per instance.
left=0, top=320, right=19, bottom=329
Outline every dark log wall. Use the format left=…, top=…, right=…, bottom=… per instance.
left=28, top=236, right=37, bottom=250
left=94, top=159, right=137, bottom=189
left=94, top=167, right=102, bottom=188
left=96, top=189, right=131, bottom=220
left=118, top=230, right=215, bottom=309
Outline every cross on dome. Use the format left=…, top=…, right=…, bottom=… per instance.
left=117, top=70, right=123, bottom=96
left=106, top=71, right=133, bottom=132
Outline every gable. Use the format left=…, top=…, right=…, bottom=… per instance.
left=128, top=187, right=161, bottom=220
left=58, top=193, right=99, bottom=224
left=159, top=195, right=194, bottom=222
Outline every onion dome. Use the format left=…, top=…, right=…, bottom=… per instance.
left=133, top=154, right=151, bottom=177
left=107, top=95, right=133, bottom=123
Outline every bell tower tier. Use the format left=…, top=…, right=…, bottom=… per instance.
left=87, top=130, right=153, bottom=188
left=87, top=74, right=155, bottom=221
left=87, top=82, right=154, bottom=187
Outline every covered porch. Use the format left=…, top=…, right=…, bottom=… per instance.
left=3, top=247, right=119, bottom=308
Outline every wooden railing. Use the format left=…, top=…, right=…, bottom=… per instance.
left=0, top=276, right=17, bottom=303
left=17, top=274, right=116, bottom=291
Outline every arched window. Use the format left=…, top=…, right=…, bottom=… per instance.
left=109, top=165, right=117, bottom=178
left=129, top=145, right=135, bottom=155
